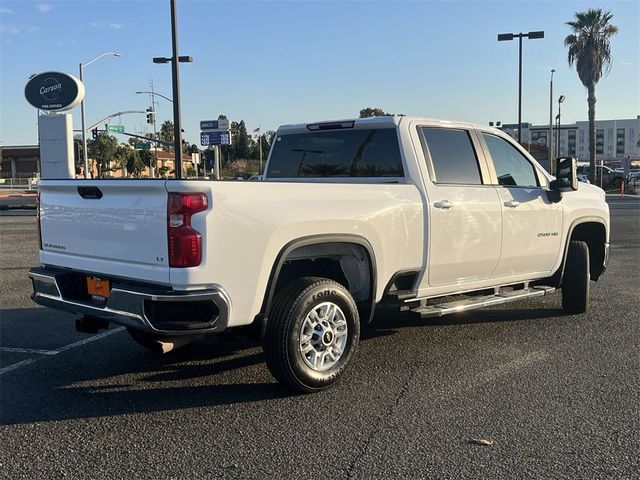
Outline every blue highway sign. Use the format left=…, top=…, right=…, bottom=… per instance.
left=201, top=131, right=231, bottom=146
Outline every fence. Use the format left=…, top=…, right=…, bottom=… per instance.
left=0, top=178, right=39, bottom=190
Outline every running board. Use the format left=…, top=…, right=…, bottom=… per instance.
left=412, top=286, right=556, bottom=318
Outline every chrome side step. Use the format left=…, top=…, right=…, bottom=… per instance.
left=411, top=286, right=556, bottom=318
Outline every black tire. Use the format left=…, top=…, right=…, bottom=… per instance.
left=264, top=277, right=360, bottom=393
left=562, top=240, right=590, bottom=314
left=127, top=328, right=164, bottom=353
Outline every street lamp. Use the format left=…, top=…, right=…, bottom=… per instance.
left=557, top=95, right=565, bottom=157
left=152, top=0, right=193, bottom=179
left=497, top=30, right=544, bottom=144
left=79, top=52, right=121, bottom=179
left=135, top=91, right=173, bottom=103
left=549, top=69, right=555, bottom=172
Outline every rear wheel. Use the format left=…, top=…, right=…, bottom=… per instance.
left=264, top=277, right=360, bottom=392
left=562, top=240, right=590, bottom=314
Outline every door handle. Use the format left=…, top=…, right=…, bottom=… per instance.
left=434, top=200, right=454, bottom=209
left=504, top=200, right=520, bottom=208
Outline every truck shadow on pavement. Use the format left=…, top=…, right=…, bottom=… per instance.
left=1, top=304, right=563, bottom=425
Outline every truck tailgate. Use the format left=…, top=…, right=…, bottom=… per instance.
left=38, top=180, right=171, bottom=284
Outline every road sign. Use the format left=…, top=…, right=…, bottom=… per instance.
left=105, top=124, right=125, bottom=134
left=201, top=131, right=231, bottom=146
left=200, top=119, right=230, bottom=131
left=134, top=142, right=151, bottom=149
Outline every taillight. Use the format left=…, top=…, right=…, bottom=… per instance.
left=167, top=192, right=208, bottom=267
left=36, top=191, right=43, bottom=250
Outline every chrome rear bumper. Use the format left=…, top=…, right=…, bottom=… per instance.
left=29, top=267, right=229, bottom=335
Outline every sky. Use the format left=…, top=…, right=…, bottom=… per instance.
left=1, top=0, right=638, bottom=146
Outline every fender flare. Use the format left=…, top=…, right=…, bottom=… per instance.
left=256, top=234, right=378, bottom=329
left=553, top=216, right=608, bottom=285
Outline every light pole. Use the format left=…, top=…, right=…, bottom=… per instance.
left=557, top=95, right=565, bottom=158
left=79, top=52, right=121, bottom=179
left=549, top=69, right=555, bottom=172
left=152, top=0, right=193, bottom=179
left=497, top=30, right=544, bottom=144
left=135, top=91, right=173, bottom=103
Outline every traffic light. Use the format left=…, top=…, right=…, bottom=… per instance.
left=91, top=128, right=98, bottom=140
left=146, top=107, right=155, bottom=125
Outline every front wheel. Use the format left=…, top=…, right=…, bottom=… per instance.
left=264, top=277, right=360, bottom=392
left=562, top=240, right=590, bottom=314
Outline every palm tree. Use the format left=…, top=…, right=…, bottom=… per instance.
left=565, top=8, right=618, bottom=183
left=159, top=120, right=174, bottom=151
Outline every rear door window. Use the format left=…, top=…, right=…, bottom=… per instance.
left=267, top=128, right=403, bottom=178
left=419, top=128, right=483, bottom=185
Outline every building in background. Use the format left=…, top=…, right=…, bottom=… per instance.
left=499, top=116, right=640, bottom=167
left=0, top=145, right=40, bottom=180
left=1, top=145, right=197, bottom=181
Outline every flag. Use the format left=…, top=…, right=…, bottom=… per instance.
left=253, top=127, right=261, bottom=139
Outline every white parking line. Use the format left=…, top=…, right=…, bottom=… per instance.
left=0, top=358, right=39, bottom=375
left=0, top=347, right=59, bottom=355
left=56, top=327, right=125, bottom=353
left=0, top=327, right=125, bottom=376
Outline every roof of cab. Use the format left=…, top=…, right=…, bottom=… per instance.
left=276, top=115, right=501, bottom=134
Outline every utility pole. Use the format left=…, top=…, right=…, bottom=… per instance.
left=79, top=52, right=121, bottom=178
left=169, top=0, right=182, bottom=178
left=259, top=126, right=263, bottom=174
left=150, top=80, right=158, bottom=177
left=153, top=0, right=192, bottom=179
left=549, top=69, right=555, bottom=173
left=497, top=31, right=544, bottom=144
left=557, top=95, right=565, bottom=158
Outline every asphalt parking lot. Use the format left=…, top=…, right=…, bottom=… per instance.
left=1, top=196, right=638, bottom=479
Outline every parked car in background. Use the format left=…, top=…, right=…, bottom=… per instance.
left=577, top=164, right=625, bottom=187
left=577, top=174, right=590, bottom=184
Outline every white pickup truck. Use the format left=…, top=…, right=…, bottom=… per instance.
left=30, top=116, right=610, bottom=392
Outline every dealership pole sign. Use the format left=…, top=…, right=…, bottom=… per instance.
left=24, top=72, right=85, bottom=111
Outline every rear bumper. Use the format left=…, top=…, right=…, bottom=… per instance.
left=29, top=266, right=229, bottom=335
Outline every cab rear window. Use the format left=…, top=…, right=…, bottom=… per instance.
left=267, top=128, right=404, bottom=178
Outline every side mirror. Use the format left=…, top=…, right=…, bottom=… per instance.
left=551, top=157, right=578, bottom=192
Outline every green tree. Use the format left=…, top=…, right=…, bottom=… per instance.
left=235, top=120, right=250, bottom=160
left=125, top=149, right=147, bottom=177
left=251, top=131, right=276, bottom=164
left=187, top=143, right=200, bottom=155
left=139, top=149, right=155, bottom=176
left=359, top=107, right=391, bottom=118
left=87, top=133, right=118, bottom=176
left=112, top=145, right=131, bottom=175
left=565, top=8, right=618, bottom=183
left=159, top=120, right=174, bottom=150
